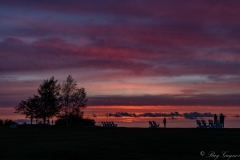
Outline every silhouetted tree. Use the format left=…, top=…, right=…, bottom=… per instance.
left=2, top=119, right=17, bottom=126
left=58, top=75, right=88, bottom=127
left=37, top=76, right=61, bottom=125
left=15, top=95, right=40, bottom=125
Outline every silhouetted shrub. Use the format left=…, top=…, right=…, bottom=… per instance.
left=37, top=121, right=43, bottom=125
left=0, top=119, right=18, bottom=126
left=0, top=119, right=3, bottom=126
left=55, top=119, right=65, bottom=126
left=55, top=117, right=95, bottom=126
left=79, top=118, right=96, bottom=126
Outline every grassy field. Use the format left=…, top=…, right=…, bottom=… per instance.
left=0, top=126, right=239, bottom=160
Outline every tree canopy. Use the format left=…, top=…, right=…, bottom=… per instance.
left=15, top=95, right=40, bottom=125
left=15, top=75, right=88, bottom=126
left=37, top=76, right=61, bottom=124
left=58, top=75, right=88, bottom=127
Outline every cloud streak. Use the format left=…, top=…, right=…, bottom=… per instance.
left=88, top=94, right=240, bottom=106
left=99, top=111, right=217, bottom=119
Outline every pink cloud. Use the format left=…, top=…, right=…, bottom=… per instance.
left=1, top=36, right=240, bottom=77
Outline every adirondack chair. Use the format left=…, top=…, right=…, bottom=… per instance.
left=196, top=120, right=204, bottom=128
left=215, top=122, right=224, bottom=128
left=149, top=121, right=159, bottom=128
left=149, top=121, right=154, bottom=128
left=106, top=122, right=111, bottom=127
left=208, top=119, right=214, bottom=128
left=110, top=121, right=117, bottom=127
left=101, top=121, right=105, bottom=127
left=102, top=121, right=117, bottom=128
left=152, top=121, right=159, bottom=128
left=101, top=121, right=107, bottom=127
left=201, top=120, right=209, bottom=128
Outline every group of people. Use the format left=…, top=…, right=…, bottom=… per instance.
left=162, top=113, right=225, bottom=128
left=214, top=113, right=225, bottom=125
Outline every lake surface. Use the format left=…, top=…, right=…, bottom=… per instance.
left=1, top=106, right=240, bottom=128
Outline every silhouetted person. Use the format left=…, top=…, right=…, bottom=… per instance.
left=214, top=114, right=218, bottom=124
left=52, top=119, right=54, bottom=125
left=163, top=118, right=166, bottom=128
left=220, top=113, right=225, bottom=127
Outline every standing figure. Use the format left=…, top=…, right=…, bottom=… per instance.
left=214, top=114, right=218, bottom=124
left=220, top=113, right=225, bottom=128
left=163, top=117, right=166, bottom=128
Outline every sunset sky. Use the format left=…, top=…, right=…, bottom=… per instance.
left=1, top=0, right=240, bottom=108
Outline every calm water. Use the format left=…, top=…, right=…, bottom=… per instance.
left=1, top=106, right=240, bottom=128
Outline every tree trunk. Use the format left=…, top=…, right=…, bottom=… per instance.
left=65, top=117, right=69, bottom=127
left=69, top=118, right=72, bottom=127
left=43, top=117, right=46, bottom=125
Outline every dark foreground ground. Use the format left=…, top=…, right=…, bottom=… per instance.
left=0, top=126, right=239, bottom=160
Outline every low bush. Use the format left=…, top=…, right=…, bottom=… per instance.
left=55, top=117, right=95, bottom=126
left=0, top=119, right=18, bottom=126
